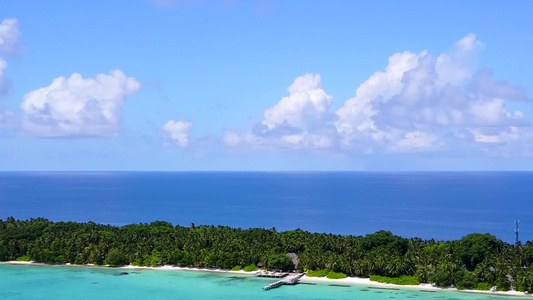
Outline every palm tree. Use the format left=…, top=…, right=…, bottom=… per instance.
left=474, top=261, right=495, bottom=283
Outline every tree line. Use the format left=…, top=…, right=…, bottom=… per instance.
left=1, top=217, right=533, bottom=291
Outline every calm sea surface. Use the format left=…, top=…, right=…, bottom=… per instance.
left=0, top=264, right=524, bottom=300
left=0, top=172, right=531, bottom=243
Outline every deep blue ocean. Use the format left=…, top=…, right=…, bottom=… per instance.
left=0, top=172, right=531, bottom=243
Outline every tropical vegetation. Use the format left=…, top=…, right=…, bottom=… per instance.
left=326, top=271, right=348, bottom=279
left=306, top=268, right=331, bottom=277
left=243, top=264, right=258, bottom=272
left=370, top=275, right=420, bottom=285
left=1, top=217, right=533, bottom=291
left=231, top=265, right=242, bottom=271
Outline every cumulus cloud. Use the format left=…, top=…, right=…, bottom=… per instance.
left=0, top=58, right=10, bottom=96
left=0, top=18, right=20, bottom=97
left=334, top=33, right=529, bottom=154
left=435, top=33, right=482, bottom=87
left=469, top=69, right=527, bottom=101
left=263, top=74, right=332, bottom=130
left=227, top=34, right=530, bottom=157
left=0, top=18, right=20, bottom=55
left=226, top=74, right=335, bottom=150
left=335, top=50, right=425, bottom=139
left=162, top=120, right=192, bottom=147
left=20, top=70, right=141, bottom=137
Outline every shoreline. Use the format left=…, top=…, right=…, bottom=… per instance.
left=2, top=261, right=531, bottom=298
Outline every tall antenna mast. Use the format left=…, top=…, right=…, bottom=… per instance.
left=515, top=219, right=520, bottom=246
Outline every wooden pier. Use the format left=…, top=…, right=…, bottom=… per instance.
left=255, top=271, right=288, bottom=278
left=262, top=273, right=305, bottom=290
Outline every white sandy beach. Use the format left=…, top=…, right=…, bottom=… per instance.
left=3, top=261, right=531, bottom=297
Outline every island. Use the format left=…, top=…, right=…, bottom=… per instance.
left=1, top=217, right=532, bottom=295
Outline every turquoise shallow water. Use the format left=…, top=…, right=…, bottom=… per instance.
left=0, top=265, right=524, bottom=300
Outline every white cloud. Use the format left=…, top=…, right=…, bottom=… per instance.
left=469, top=68, right=527, bottom=100
left=224, top=131, right=259, bottom=147
left=223, top=131, right=240, bottom=146
left=435, top=33, right=482, bottom=87
left=227, top=34, right=530, bottom=157
left=225, top=74, right=335, bottom=150
left=20, top=70, right=141, bottom=137
left=0, top=18, right=20, bottom=97
left=162, top=120, right=192, bottom=147
left=335, top=33, right=527, bottom=154
left=389, top=131, right=441, bottom=153
left=335, top=50, right=425, bottom=138
left=0, top=58, right=10, bottom=96
left=263, top=73, right=332, bottom=131
left=280, top=133, right=331, bottom=149
left=0, top=18, right=20, bottom=55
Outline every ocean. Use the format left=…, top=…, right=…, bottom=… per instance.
left=0, top=172, right=531, bottom=243
left=0, top=264, right=523, bottom=300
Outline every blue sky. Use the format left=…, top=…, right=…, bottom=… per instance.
left=0, top=0, right=532, bottom=171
